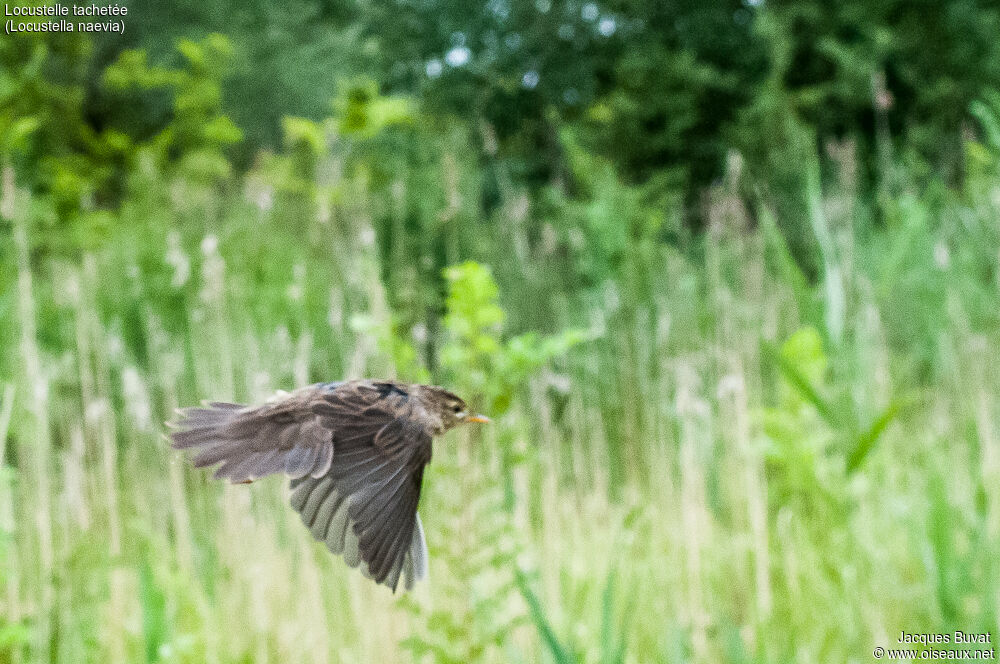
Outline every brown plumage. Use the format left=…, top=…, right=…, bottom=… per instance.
left=168, top=380, right=489, bottom=592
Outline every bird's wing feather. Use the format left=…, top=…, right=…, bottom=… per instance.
left=294, top=381, right=432, bottom=591
left=169, top=380, right=433, bottom=591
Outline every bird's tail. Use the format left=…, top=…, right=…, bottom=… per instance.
left=168, top=402, right=262, bottom=482
left=168, top=400, right=333, bottom=482
left=169, top=402, right=246, bottom=445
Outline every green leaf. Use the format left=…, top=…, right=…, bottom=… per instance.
left=0, top=621, right=29, bottom=651
left=763, top=330, right=838, bottom=427
left=845, top=399, right=903, bottom=473
left=282, top=116, right=326, bottom=155
left=138, top=561, right=167, bottom=664
left=2, top=117, right=40, bottom=153
left=515, top=569, right=575, bottom=664
left=971, top=97, right=1000, bottom=151
left=600, top=567, right=630, bottom=664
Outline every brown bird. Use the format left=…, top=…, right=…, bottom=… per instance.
left=168, top=379, right=489, bottom=592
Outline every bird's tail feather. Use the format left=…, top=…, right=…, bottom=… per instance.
left=169, top=403, right=247, bottom=447
left=169, top=402, right=279, bottom=482
left=168, top=400, right=334, bottom=483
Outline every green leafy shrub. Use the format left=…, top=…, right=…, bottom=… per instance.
left=104, top=34, right=243, bottom=186
left=440, top=261, right=585, bottom=414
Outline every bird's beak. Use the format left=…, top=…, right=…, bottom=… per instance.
left=465, top=414, right=491, bottom=424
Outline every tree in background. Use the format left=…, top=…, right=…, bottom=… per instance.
left=4, top=0, right=1000, bottom=264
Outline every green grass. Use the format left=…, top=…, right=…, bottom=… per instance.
left=3, top=114, right=1000, bottom=663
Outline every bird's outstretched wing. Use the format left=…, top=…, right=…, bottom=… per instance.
left=168, top=380, right=432, bottom=591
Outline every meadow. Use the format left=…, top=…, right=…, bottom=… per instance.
left=3, top=23, right=1000, bottom=664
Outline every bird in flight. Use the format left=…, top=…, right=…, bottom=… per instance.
left=168, top=380, right=489, bottom=592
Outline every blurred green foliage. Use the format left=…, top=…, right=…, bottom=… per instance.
left=441, top=260, right=585, bottom=414
left=104, top=34, right=243, bottom=184
left=2, top=3, right=1000, bottom=663
left=73, top=0, right=1000, bottom=201
left=8, top=2, right=999, bottom=234
left=3, top=2, right=998, bottom=280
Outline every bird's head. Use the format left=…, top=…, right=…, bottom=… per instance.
left=422, top=386, right=490, bottom=433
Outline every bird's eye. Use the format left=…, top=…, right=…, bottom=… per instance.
left=452, top=404, right=462, bottom=413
